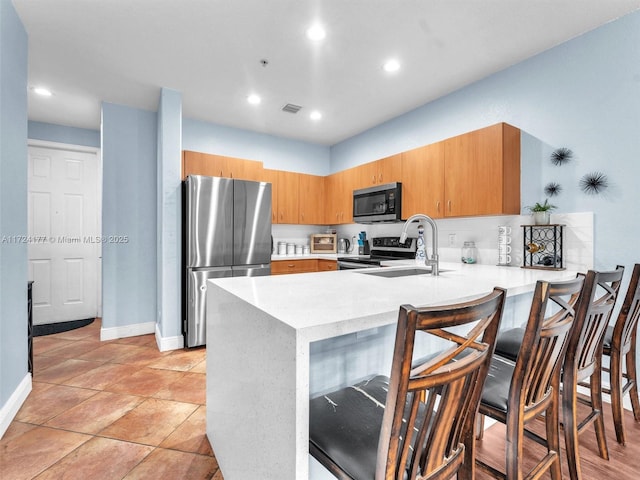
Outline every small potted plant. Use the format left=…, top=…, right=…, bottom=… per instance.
left=527, top=199, right=556, bottom=225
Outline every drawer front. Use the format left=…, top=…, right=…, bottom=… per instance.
left=271, top=259, right=318, bottom=275
left=317, top=260, right=337, bottom=271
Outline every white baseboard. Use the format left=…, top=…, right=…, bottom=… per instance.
left=154, top=323, right=184, bottom=352
left=100, top=321, right=155, bottom=341
left=0, top=374, right=32, bottom=439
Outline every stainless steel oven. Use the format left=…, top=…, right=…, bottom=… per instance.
left=337, top=236, right=416, bottom=270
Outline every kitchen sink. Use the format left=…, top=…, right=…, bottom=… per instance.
left=357, top=267, right=450, bottom=278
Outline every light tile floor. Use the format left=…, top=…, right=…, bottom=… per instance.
left=0, top=319, right=222, bottom=480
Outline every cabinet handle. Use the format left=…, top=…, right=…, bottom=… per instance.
left=372, top=175, right=376, bottom=184
left=379, top=174, right=382, bottom=183
left=448, top=200, right=451, bottom=212
left=437, top=201, right=440, bottom=213
left=301, top=213, right=304, bottom=221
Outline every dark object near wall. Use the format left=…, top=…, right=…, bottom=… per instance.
left=33, top=318, right=94, bottom=337
left=580, top=171, right=609, bottom=194
left=544, top=182, right=562, bottom=197
left=28, top=282, right=33, bottom=373
left=551, top=147, right=573, bottom=166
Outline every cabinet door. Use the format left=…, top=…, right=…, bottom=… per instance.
left=182, top=151, right=264, bottom=181
left=182, top=151, right=227, bottom=179
left=276, top=171, right=299, bottom=224
left=352, top=154, right=402, bottom=188
left=298, top=174, right=324, bottom=225
left=353, top=161, right=379, bottom=189
left=324, top=169, right=354, bottom=225
left=401, top=142, right=445, bottom=219
left=262, top=169, right=279, bottom=224
left=376, top=154, right=402, bottom=185
left=227, top=156, right=264, bottom=181
left=444, top=123, right=520, bottom=217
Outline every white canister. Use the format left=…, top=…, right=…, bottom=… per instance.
left=303, top=245, right=310, bottom=255
left=277, top=242, right=287, bottom=255
left=295, top=245, right=303, bottom=255
left=286, top=243, right=295, bottom=255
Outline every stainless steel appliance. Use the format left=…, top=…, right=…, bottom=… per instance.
left=337, top=236, right=416, bottom=270
left=337, top=237, right=351, bottom=254
left=353, top=182, right=403, bottom=223
left=183, top=175, right=272, bottom=347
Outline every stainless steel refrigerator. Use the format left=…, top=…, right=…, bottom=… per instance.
left=183, top=175, right=272, bottom=347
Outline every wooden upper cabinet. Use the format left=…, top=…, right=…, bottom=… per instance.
left=182, top=122, right=519, bottom=226
left=376, top=154, right=402, bottom=186
left=298, top=173, right=325, bottom=225
left=182, top=151, right=263, bottom=180
left=324, top=168, right=355, bottom=225
left=262, top=169, right=278, bottom=223
left=443, top=123, right=520, bottom=217
left=352, top=154, right=403, bottom=189
left=275, top=170, right=299, bottom=224
left=401, top=142, right=445, bottom=219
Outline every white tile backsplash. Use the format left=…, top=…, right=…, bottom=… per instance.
left=331, top=212, right=594, bottom=272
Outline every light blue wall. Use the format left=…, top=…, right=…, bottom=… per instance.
left=156, top=89, right=182, bottom=341
left=331, top=10, right=640, bottom=271
left=28, top=121, right=100, bottom=148
left=0, top=0, right=28, bottom=412
left=183, top=118, right=331, bottom=175
left=101, top=103, right=157, bottom=330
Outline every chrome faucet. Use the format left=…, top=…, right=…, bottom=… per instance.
left=399, top=213, right=440, bottom=275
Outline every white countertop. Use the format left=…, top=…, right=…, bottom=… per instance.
left=211, top=262, right=577, bottom=341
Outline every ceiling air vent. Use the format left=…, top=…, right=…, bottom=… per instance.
left=282, top=103, right=302, bottom=114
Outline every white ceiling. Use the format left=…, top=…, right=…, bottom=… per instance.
left=13, top=0, right=640, bottom=146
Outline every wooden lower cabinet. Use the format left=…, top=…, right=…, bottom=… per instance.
left=271, top=259, right=337, bottom=275
left=317, top=259, right=338, bottom=272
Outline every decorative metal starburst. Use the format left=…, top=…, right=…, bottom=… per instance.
left=579, top=172, right=609, bottom=195
left=550, top=147, right=573, bottom=166
left=544, top=182, right=562, bottom=197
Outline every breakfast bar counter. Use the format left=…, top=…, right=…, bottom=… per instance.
left=206, top=262, right=577, bottom=480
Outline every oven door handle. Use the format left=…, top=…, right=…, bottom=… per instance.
left=338, top=261, right=379, bottom=270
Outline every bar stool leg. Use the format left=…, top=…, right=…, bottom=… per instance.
left=627, top=342, right=640, bottom=422
left=563, top=372, right=582, bottom=480
left=611, top=345, right=627, bottom=445
left=590, top=364, right=609, bottom=459
left=546, top=384, right=563, bottom=480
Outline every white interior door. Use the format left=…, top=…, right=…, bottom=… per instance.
left=28, top=143, right=101, bottom=325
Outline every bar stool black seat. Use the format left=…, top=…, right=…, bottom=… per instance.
left=309, top=288, right=506, bottom=480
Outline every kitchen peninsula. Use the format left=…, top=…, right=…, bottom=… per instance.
left=206, top=262, right=577, bottom=480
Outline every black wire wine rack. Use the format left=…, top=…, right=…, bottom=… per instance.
left=522, top=224, right=565, bottom=270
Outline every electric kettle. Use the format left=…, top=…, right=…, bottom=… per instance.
left=338, top=238, right=350, bottom=254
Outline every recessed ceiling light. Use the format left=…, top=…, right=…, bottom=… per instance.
left=247, top=94, right=261, bottom=105
left=306, top=24, right=326, bottom=41
left=33, top=86, right=53, bottom=96
left=383, top=59, right=401, bottom=73
left=310, top=110, right=322, bottom=121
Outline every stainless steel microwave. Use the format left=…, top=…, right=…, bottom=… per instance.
left=353, top=182, right=402, bottom=223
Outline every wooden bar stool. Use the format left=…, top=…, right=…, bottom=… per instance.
left=562, top=266, right=624, bottom=480
left=309, top=288, right=506, bottom=480
left=601, top=263, right=640, bottom=445
left=475, top=276, right=585, bottom=480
